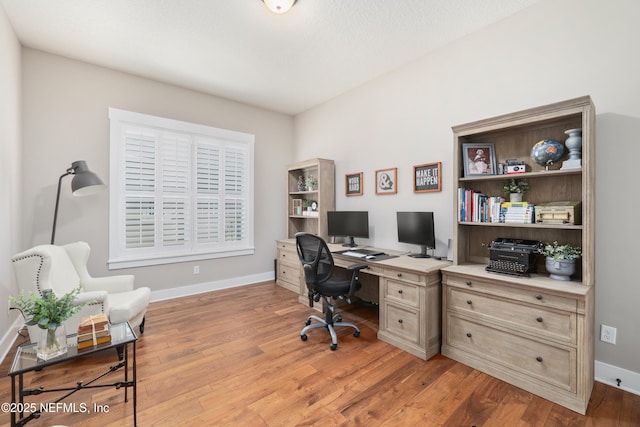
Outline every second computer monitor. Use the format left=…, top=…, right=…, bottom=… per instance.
left=327, top=211, right=369, bottom=247
left=397, top=211, right=435, bottom=258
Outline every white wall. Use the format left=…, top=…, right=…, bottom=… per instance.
left=295, top=0, right=640, bottom=376
left=0, top=5, right=22, bottom=357
left=19, top=49, right=293, bottom=292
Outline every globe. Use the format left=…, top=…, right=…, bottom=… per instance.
left=531, top=139, right=565, bottom=167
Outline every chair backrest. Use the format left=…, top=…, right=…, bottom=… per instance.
left=295, top=232, right=334, bottom=288
left=12, top=244, right=83, bottom=297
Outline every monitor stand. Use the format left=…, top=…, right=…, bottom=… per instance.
left=342, top=236, right=357, bottom=248
left=408, top=245, right=431, bottom=258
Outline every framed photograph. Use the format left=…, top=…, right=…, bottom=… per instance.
left=375, top=168, right=397, bottom=195
left=462, top=143, right=497, bottom=176
left=345, top=172, right=363, bottom=196
left=414, top=162, right=441, bottom=193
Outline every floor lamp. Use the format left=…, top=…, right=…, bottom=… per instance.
left=51, top=160, right=106, bottom=244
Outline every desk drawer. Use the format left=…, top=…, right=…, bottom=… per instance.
left=385, top=279, right=420, bottom=308
left=447, top=287, right=576, bottom=344
left=277, top=262, right=301, bottom=293
left=277, top=247, right=298, bottom=267
left=447, top=314, right=576, bottom=392
left=378, top=267, right=423, bottom=284
left=444, top=274, right=577, bottom=312
left=383, top=303, right=420, bottom=344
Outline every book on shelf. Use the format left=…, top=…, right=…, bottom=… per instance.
left=457, top=188, right=503, bottom=223
left=500, top=201, right=535, bottom=224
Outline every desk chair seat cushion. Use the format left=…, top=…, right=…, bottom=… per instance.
left=313, top=276, right=359, bottom=298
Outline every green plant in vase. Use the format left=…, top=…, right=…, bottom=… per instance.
left=305, top=175, right=318, bottom=191
left=540, top=241, right=582, bottom=281
left=503, top=178, right=529, bottom=202
left=10, top=286, right=86, bottom=359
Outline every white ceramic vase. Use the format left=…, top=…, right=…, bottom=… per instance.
left=545, top=257, right=576, bottom=281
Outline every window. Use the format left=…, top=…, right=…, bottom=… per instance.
left=108, top=108, right=254, bottom=269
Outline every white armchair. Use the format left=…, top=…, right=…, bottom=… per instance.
left=11, top=241, right=150, bottom=343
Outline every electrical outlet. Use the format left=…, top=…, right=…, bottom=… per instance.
left=601, top=324, right=617, bottom=344
left=193, top=265, right=200, bottom=275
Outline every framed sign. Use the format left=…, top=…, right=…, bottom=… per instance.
left=414, top=162, right=442, bottom=193
left=375, top=168, right=397, bottom=195
left=462, top=143, right=497, bottom=176
left=345, top=172, right=363, bottom=196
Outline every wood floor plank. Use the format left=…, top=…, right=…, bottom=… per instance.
left=0, top=281, right=638, bottom=426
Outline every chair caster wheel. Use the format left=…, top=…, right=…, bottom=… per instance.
left=301, top=334, right=307, bottom=341
left=334, top=315, right=342, bottom=322
left=305, top=319, right=311, bottom=326
left=353, top=331, right=360, bottom=337
left=330, top=343, right=337, bottom=351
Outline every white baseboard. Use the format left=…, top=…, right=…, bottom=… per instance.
left=149, top=271, right=275, bottom=302
left=0, top=316, right=27, bottom=365
left=595, top=360, right=640, bottom=396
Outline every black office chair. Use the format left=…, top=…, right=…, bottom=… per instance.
left=295, top=232, right=367, bottom=350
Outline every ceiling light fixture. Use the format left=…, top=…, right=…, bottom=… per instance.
left=262, top=0, right=297, bottom=14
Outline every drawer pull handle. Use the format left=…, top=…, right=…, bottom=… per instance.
left=466, top=300, right=472, bottom=305
left=535, top=294, right=543, bottom=300
left=466, top=332, right=472, bottom=338
left=398, top=290, right=403, bottom=294
left=536, top=356, right=543, bottom=363
left=398, top=319, right=403, bottom=324
left=536, top=317, right=543, bottom=323
left=465, top=281, right=472, bottom=287
left=397, top=273, right=403, bottom=278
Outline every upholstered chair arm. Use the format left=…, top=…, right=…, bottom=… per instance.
left=82, top=275, right=135, bottom=294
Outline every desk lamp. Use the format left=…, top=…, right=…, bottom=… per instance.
left=51, top=160, right=105, bottom=244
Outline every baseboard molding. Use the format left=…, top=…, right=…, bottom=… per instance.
left=595, top=360, right=640, bottom=397
left=149, top=271, right=275, bottom=302
left=0, top=316, right=27, bottom=365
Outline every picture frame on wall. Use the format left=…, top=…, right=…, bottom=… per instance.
left=345, top=172, right=363, bottom=196
left=375, top=168, right=397, bottom=195
left=413, top=162, right=442, bottom=193
left=462, top=143, right=497, bottom=176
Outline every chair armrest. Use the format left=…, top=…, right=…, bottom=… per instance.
left=74, top=290, right=107, bottom=305
left=82, top=275, right=135, bottom=293
left=347, top=263, right=368, bottom=271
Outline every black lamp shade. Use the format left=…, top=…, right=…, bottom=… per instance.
left=70, top=160, right=105, bottom=196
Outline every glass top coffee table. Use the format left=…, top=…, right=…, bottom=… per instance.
left=7, top=322, right=138, bottom=427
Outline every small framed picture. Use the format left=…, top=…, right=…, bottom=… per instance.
left=375, top=168, right=397, bottom=195
left=414, top=162, right=441, bottom=193
left=345, top=172, right=363, bottom=196
left=462, top=143, right=497, bottom=176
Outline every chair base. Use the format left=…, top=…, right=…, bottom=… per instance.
left=300, top=313, right=360, bottom=351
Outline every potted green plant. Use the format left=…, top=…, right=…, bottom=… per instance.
left=540, top=241, right=582, bottom=281
left=305, top=175, right=317, bottom=191
left=10, top=286, right=85, bottom=360
left=503, top=178, right=529, bottom=202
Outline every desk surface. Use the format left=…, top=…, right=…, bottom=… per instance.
left=326, top=242, right=452, bottom=274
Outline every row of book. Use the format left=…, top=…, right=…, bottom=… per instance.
left=77, top=313, right=111, bottom=350
left=457, top=188, right=535, bottom=224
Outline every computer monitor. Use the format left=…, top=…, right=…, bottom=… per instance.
left=327, top=211, right=369, bottom=247
left=397, top=211, right=435, bottom=258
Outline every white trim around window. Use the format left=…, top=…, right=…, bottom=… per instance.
left=108, top=108, right=255, bottom=269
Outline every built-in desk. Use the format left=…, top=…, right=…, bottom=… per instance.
left=276, top=239, right=451, bottom=360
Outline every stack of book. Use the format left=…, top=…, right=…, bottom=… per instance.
left=458, top=188, right=504, bottom=223
left=77, top=313, right=111, bottom=350
left=500, top=201, right=535, bottom=224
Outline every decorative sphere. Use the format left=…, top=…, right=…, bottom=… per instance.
left=531, top=139, right=565, bottom=167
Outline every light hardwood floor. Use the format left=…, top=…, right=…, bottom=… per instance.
left=1, top=281, right=639, bottom=426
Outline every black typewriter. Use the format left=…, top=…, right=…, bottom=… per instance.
left=485, top=238, right=541, bottom=276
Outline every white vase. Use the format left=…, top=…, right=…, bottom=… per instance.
left=509, top=193, right=523, bottom=202
left=37, top=324, right=68, bottom=360
left=545, top=257, right=576, bottom=281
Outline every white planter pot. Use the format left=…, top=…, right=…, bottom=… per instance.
left=545, top=256, right=576, bottom=281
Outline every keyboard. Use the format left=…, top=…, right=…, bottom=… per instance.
left=342, top=251, right=367, bottom=258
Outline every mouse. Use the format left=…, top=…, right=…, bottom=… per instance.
left=365, top=255, right=376, bottom=260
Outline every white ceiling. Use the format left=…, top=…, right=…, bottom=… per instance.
left=1, top=0, right=540, bottom=115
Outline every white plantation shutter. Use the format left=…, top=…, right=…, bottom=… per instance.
left=109, top=108, right=254, bottom=269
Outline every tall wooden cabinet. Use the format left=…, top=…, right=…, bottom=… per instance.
left=441, top=96, right=595, bottom=414
left=286, top=158, right=335, bottom=240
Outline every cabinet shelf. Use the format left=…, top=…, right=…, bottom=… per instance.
left=459, top=221, right=583, bottom=230
left=459, top=168, right=582, bottom=183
